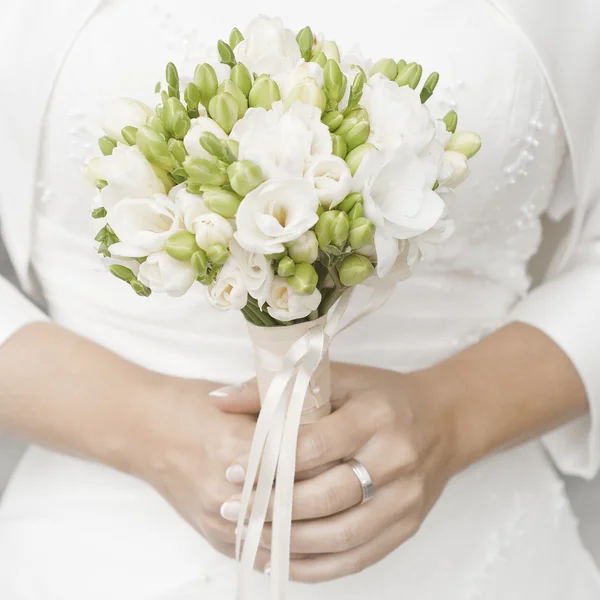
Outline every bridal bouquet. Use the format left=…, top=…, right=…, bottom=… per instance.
left=85, top=15, right=480, bottom=597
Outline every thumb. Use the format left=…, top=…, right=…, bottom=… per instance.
left=209, top=380, right=261, bottom=414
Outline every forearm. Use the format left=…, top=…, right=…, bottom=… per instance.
left=0, top=322, right=191, bottom=473
left=419, top=322, right=589, bottom=472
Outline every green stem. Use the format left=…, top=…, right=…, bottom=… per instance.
left=319, top=286, right=346, bottom=317
left=246, top=297, right=277, bottom=327
left=241, top=306, right=260, bottom=326
left=327, top=265, right=342, bottom=289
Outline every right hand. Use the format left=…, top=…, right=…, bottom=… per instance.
left=131, top=377, right=265, bottom=561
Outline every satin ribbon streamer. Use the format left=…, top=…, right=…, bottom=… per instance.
left=236, top=279, right=397, bottom=599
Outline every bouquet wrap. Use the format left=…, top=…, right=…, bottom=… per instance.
left=248, top=315, right=332, bottom=425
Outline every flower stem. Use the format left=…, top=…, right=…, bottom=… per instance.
left=246, top=297, right=277, bottom=327
left=319, top=286, right=346, bottom=317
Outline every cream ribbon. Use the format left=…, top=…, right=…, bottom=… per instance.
left=236, top=279, right=397, bottom=599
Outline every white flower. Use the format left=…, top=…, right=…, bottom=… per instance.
left=235, top=179, right=319, bottom=255
left=101, top=97, right=154, bottom=143
left=183, top=116, right=228, bottom=160
left=170, top=183, right=211, bottom=230
left=229, top=240, right=273, bottom=308
left=234, top=16, right=301, bottom=78
left=305, top=155, right=353, bottom=209
left=417, top=216, right=456, bottom=260
left=96, top=145, right=166, bottom=210
left=108, top=194, right=180, bottom=258
left=354, top=149, right=446, bottom=277
left=282, top=60, right=324, bottom=97
left=138, top=251, right=196, bottom=297
left=361, top=75, right=437, bottom=154
left=439, top=151, right=470, bottom=189
left=191, top=213, right=234, bottom=251
left=267, top=276, right=322, bottom=321
left=205, top=257, right=248, bottom=311
left=230, top=102, right=331, bottom=179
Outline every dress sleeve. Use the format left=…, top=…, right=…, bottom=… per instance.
left=509, top=168, right=600, bottom=480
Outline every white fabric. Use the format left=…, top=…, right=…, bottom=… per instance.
left=1, top=0, right=600, bottom=598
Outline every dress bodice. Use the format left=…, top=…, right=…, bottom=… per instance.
left=32, top=0, right=566, bottom=379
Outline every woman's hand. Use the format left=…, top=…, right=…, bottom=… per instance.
left=221, top=362, right=465, bottom=583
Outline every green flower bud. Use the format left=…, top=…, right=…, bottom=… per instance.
left=131, top=280, right=152, bottom=297
left=96, top=179, right=108, bottom=190
left=315, top=210, right=349, bottom=250
left=171, top=168, right=187, bottom=184
left=420, top=72, right=439, bottom=103
left=370, top=58, right=398, bottom=80
left=396, top=62, right=422, bottom=89
left=248, top=76, right=281, bottom=110
left=92, top=207, right=107, bottom=219
left=198, top=132, right=235, bottom=164
left=165, top=231, right=199, bottom=261
left=136, top=126, right=178, bottom=171
left=344, top=121, right=370, bottom=151
left=322, top=110, right=344, bottom=132
left=285, top=79, right=326, bottom=113
left=346, top=70, right=367, bottom=110
left=311, top=51, right=327, bottom=67
left=288, top=263, right=319, bottom=295
left=121, top=126, right=138, bottom=146
left=229, top=27, right=244, bottom=50
left=345, top=143, right=377, bottom=175
left=184, top=82, right=201, bottom=113
left=203, top=186, right=242, bottom=218
left=193, top=63, right=219, bottom=108
left=230, top=63, right=253, bottom=97
left=348, top=202, right=364, bottom=220
left=287, top=231, right=319, bottom=264
left=206, top=244, right=230, bottom=265
left=227, top=160, right=265, bottom=196
left=336, top=107, right=369, bottom=138
left=338, top=254, right=375, bottom=287
left=397, top=59, right=407, bottom=73
left=337, top=192, right=363, bottom=213
left=191, top=249, right=209, bottom=277
left=331, top=134, right=348, bottom=159
left=218, top=40, right=236, bottom=67
left=98, top=136, right=117, bottom=156
left=225, top=139, right=239, bottom=159
left=314, top=40, right=340, bottom=62
left=183, top=156, right=228, bottom=185
left=166, top=62, right=180, bottom=98
left=162, top=96, right=192, bottom=140
left=296, top=26, right=314, bottom=62
left=266, top=250, right=288, bottom=261
left=446, top=131, right=482, bottom=158
left=208, top=92, right=239, bottom=134
left=443, top=110, right=458, bottom=134
left=218, top=80, right=248, bottom=117
left=151, top=164, right=175, bottom=193
left=348, top=217, right=375, bottom=250
left=146, top=115, right=169, bottom=138
left=110, top=264, right=136, bottom=282
left=167, top=138, right=188, bottom=164
left=316, top=205, right=325, bottom=217
left=277, top=256, right=296, bottom=277
left=323, top=59, right=346, bottom=108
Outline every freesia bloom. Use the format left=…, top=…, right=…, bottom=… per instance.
left=101, top=97, right=154, bottom=143
left=206, top=257, right=248, bottom=310
left=230, top=102, right=331, bottom=179
left=305, top=155, right=353, bottom=209
left=108, top=194, right=179, bottom=258
left=439, top=151, right=470, bottom=189
left=234, top=16, right=301, bottom=78
left=235, top=179, right=319, bottom=255
left=354, top=149, right=445, bottom=276
left=266, top=276, right=322, bottom=321
left=229, top=240, right=273, bottom=308
left=191, top=213, right=234, bottom=251
left=138, top=250, right=196, bottom=297
left=96, top=145, right=166, bottom=210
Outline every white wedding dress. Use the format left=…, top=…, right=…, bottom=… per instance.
left=1, top=0, right=599, bottom=598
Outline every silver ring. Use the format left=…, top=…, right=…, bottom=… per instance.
left=345, top=458, right=374, bottom=504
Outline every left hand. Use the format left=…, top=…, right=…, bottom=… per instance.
left=219, top=363, right=464, bottom=583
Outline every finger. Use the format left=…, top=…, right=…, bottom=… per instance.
left=209, top=380, right=261, bottom=414
left=295, top=392, right=377, bottom=473
left=288, top=517, right=418, bottom=584
left=261, top=479, right=418, bottom=554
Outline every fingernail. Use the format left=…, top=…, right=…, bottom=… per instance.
left=220, top=500, right=241, bottom=522
left=264, top=563, right=271, bottom=576
left=209, top=384, right=243, bottom=398
left=226, top=465, right=246, bottom=484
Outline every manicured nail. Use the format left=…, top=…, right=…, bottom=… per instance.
left=220, top=500, right=241, bottom=522
left=209, top=384, right=242, bottom=398
left=226, top=465, right=246, bottom=483
left=264, top=563, right=271, bottom=576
